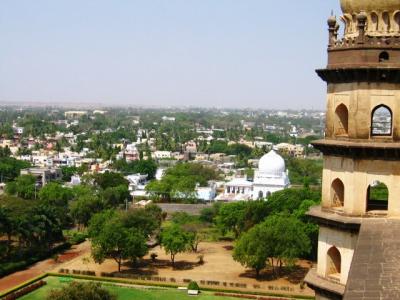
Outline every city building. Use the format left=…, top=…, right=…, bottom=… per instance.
left=305, top=1, right=400, bottom=299
left=20, top=167, right=62, bottom=187
left=64, top=111, right=88, bottom=119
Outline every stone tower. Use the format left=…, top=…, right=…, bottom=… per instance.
left=305, top=1, right=400, bottom=299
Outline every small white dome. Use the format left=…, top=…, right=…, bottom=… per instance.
left=258, top=150, right=286, bottom=176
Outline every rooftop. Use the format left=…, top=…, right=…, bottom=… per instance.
left=344, top=219, right=400, bottom=299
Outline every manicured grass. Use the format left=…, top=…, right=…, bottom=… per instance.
left=18, top=276, right=240, bottom=300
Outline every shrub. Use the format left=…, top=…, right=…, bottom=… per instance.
left=187, top=281, right=200, bottom=291
left=150, top=253, right=158, bottom=262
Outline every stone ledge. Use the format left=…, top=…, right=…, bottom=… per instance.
left=307, top=206, right=362, bottom=232
left=312, top=139, right=400, bottom=160
left=304, top=268, right=345, bottom=297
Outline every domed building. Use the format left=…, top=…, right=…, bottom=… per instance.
left=216, top=150, right=290, bottom=202
left=252, top=150, right=290, bottom=200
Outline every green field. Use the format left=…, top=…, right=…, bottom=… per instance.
left=18, top=276, right=239, bottom=300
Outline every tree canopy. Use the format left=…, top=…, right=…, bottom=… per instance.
left=89, top=210, right=148, bottom=272
left=160, top=224, right=191, bottom=267
left=233, top=214, right=311, bottom=277
left=146, top=163, right=219, bottom=202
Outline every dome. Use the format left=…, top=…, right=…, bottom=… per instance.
left=341, top=0, right=400, bottom=14
left=258, top=150, right=286, bottom=176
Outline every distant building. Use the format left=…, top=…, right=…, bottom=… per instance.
left=20, top=167, right=62, bottom=187
left=64, top=111, right=88, bottom=119
left=162, top=116, right=175, bottom=122
left=153, top=151, right=172, bottom=160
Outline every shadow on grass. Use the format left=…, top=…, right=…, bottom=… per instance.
left=239, top=265, right=309, bottom=284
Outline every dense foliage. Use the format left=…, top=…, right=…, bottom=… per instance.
left=146, top=163, right=219, bottom=202
left=47, top=281, right=116, bottom=300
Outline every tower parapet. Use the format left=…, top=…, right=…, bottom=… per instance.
left=340, top=0, right=400, bottom=38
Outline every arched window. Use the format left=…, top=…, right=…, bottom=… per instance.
left=382, top=12, right=390, bottom=32
left=367, top=181, right=388, bottom=211
left=327, top=246, right=341, bottom=277
left=266, top=191, right=271, bottom=198
left=334, top=104, right=349, bottom=136
left=379, top=51, right=389, bottom=62
left=371, top=12, right=379, bottom=31
left=371, top=105, right=392, bottom=136
left=331, top=178, right=345, bottom=207
left=394, top=11, right=400, bottom=31
left=258, top=191, right=263, bottom=199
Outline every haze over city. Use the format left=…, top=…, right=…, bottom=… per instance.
left=1, top=0, right=340, bottom=109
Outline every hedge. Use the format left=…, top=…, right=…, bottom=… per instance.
left=0, top=274, right=48, bottom=298
left=1, top=273, right=315, bottom=300
left=46, top=273, right=314, bottom=300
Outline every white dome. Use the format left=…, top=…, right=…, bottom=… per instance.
left=258, top=150, right=286, bottom=176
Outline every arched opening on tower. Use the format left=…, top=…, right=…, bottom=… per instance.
left=334, top=104, right=349, bottom=136
left=371, top=105, right=392, bottom=136
left=394, top=11, right=400, bottom=32
left=367, top=181, right=389, bottom=212
left=379, top=51, right=390, bottom=62
left=382, top=12, right=390, bottom=32
left=331, top=178, right=345, bottom=208
left=326, top=246, right=341, bottom=279
left=371, top=12, right=379, bottom=32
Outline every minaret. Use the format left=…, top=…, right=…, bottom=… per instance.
left=305, top=1, right=400, bottom=299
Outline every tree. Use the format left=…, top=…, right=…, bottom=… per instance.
left=93, top=171, right=129, bottom=189
left=170, top=212, right=207, bottom=252
left=0, top=157, right=31, bottom=182
left=183, top=222, right=207, bottom=253
left=146, top=163, right=219, bottom=202
left=89, top=212, right=148, bottom=272
left=266, top=187, right=320, bottom=215
left=264, top=214, right=311, bottom=271
left=160, top=224, right=191, bottom=267
left=199, top=203, right=221, bottom=224
left=60, top=166, right=78, bottom=182
left=38, top=182, right=73, bottom=225
left=100, top=184, right=130, bottom=208
left=121, top=207, right=161, bottom=237
left=0, top=206, right=13, bottom=254
left=233, top=214, right=311, bottom=277
left=5, top=175, right=37, bottom=199
left=70, top=194, right=104, bottom=228
left=216, top=202, right=247, bottom=238
left=286, top=158, right=323, bottom=186
left=46, top=281, right=116, bottom=300
left=233, top=223, right=272, bottom=277
left=113, top=159, right=157, bottom=179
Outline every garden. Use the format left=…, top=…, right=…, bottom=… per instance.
left=10, top=276, right=249, bottom=300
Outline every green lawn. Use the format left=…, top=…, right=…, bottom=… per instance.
left=18, top=276, right=239, bottom=300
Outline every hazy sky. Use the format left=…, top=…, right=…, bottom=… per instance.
left=0, top=0, right=341, bottom=109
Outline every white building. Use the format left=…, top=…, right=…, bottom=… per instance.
left=215, top=150, right=290, bottom=201
left=252, top=150, right=290, bottom=200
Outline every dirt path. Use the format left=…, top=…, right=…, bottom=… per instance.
left=0, top=241, right=91, bottom=293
